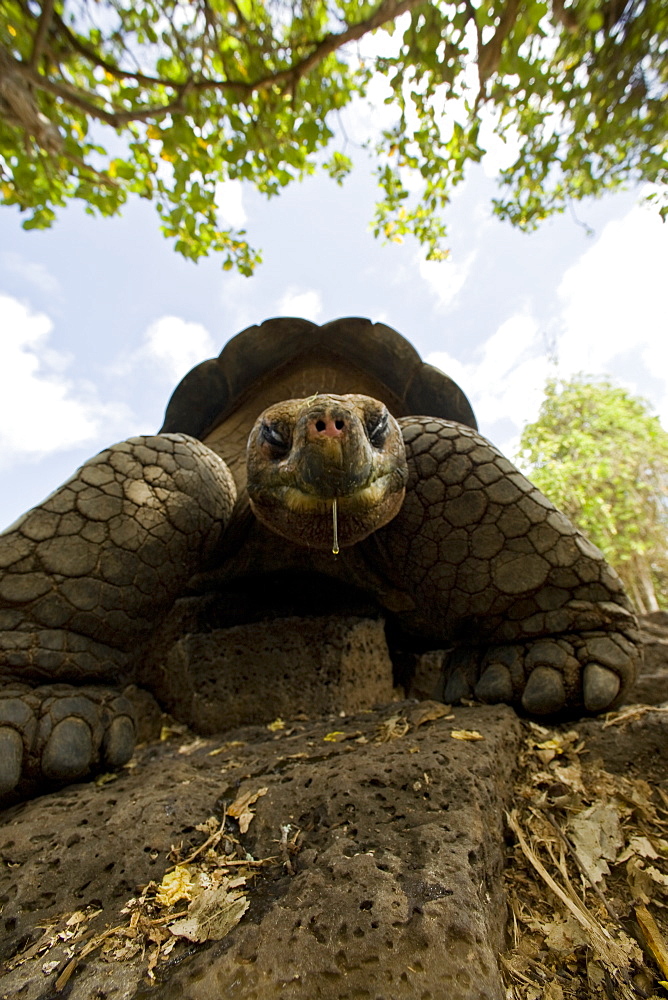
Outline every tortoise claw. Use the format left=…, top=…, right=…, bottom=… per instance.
left=521, top=666, right=566, bottom=715
left=474, top=663, right=513, bottom=704
left=42, top=717, right=94, bottom=780
left=0, top=685, right=136, bottom=799
left=583, top=662, right=621, bottom=712
left=103, top=714, right=137, bottom=767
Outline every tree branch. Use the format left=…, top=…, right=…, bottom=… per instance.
left=17, top=0, right=424, bottom=131
left=50, top=10, right=175, bottom=88
left=259, top=0, right=424, bottom=94
left=13, top=56, right=192, bottom=127
left=477, top=0, right=522, bottom=89
left=30, top=0, right=56, bottom=69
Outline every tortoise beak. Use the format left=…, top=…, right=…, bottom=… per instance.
left=296, top=403, right=373, bottom=497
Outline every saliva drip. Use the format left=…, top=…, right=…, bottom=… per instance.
left=332, top=498, right=340, bottom=556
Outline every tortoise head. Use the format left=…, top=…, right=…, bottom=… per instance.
left=246, top=393, right=408, bottom=550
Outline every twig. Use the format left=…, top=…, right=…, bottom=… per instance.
left=603, top=705, right=668, bottom=729
left=635, top=904, right=668, bottom=981
left=507, top=809, right=636, bottom=998
left=168, top=809, right=227, bottom=869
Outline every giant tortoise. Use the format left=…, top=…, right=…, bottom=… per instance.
left=0, top=317, right=640, bottom=798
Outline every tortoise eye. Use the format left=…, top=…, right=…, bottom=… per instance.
left=367, top=409, right=389, bottom=448
left=260, top=422, right=290, bottom=456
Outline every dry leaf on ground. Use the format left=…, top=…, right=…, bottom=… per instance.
left=375, top=715, right=410, bottom=742
left=228, top=787, right=268, bottom=834
left=169, top=882, right=249, bottom=943
left=407, top=702, right=453, bottom=727
left=567, top=802, right=624, bottom=883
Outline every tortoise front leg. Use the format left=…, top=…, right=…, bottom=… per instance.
left=375, top=417, right=640, bottom=714
left=0, top=433, right=236, bottom=797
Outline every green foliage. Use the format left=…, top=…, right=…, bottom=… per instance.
left=518, top=375, right=668, bottom=612
left=0, top=0, right=666, bottom=269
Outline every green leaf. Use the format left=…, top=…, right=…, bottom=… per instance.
left=0, top=0, right=665, bottom=271
left=518, top=375, right=668, bottom=611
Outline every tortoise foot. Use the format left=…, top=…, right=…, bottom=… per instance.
left=0, top=684, right=136, bottom=799
left=442, top=630, right=639, bottom=716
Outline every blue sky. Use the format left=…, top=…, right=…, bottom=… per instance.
left=0, top=142, right=666, bottom=531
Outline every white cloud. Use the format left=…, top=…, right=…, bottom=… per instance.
left=1, top=251, right=61, bottom=296
left=425, top=201, right=668, bottom=458
left=419, top=251, right=477, bottom=311
left=139, top=316, right=217, bottom=382
left=0, top=294, right=128, bottom=464
left=277, top=287, right=323, bottom=323
left=556, top=202, right=668, bottom=425
left=479, top=116, right=523, bottom=179
left=428, top=311, right=553, bottom=453
left=216, top=180, right=247, bottom=229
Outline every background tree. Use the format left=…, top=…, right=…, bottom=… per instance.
left=518, top=375, right=668, bottom=614
left=0, top=0, right=666, bottom=271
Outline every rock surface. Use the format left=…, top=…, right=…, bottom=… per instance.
left=1, top=614, right=667, bottom=1000
left=1, top=703, right=519, bottom=1000
left=142, top=614, right=396, bottom=733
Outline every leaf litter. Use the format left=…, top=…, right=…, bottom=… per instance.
left=502, top=719, right=668, bottom=999
left=8, top=773, right=279, bottom=992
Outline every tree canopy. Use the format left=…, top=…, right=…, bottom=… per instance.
left=1, top=0, right=666, bottom=271
left=518, top=375, right=668, bottom=613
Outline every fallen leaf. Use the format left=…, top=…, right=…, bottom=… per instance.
left=178, top=737, right=210, bottom=756
left=208, top=740, right=246, bottom=756
left=169, top=885, right=249, bottom=943
left=536, top=738, right=564, bottom=753
left=543, top=914, right=589, bottom=952
left=617, top=835, right=660, bottom=863
left=550, top=762, right=586, bottom=795
left=407, top=702, right=453, bottom=727
left=94, top=772, right=119, bottom=786
left=228, top=787, right=268, bottom=834
left=375, top=715, right=410, bottom=742
left=644, top=864, right=668, bottom=888
left=567, top=802, right=623, bottom=883
left=156, top=866, right=195, bottom=907
left=450, top=730, right=484, bottom=741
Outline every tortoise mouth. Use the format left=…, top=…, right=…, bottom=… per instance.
left=278, top=471, right=397, bottom=510
left=248, top=475, right=406, bottom=550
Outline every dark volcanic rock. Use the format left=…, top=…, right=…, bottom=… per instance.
left=0, top=703, right=520, bottom=1000
left=1, top=610, right=667, bottom=1000
left=633, top=611, right=668, bottom=706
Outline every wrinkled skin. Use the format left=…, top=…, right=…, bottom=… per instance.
left=0, top=395, right=640, bottom=799
left=247, top=394, right=408, bottom=548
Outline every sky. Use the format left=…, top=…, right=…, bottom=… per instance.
left=0, top=124, right=667, bottom=531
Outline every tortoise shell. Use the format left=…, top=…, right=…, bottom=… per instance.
left=159, top=317, right=477, bottom=491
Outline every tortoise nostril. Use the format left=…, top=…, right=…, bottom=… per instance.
left=313, top=417, right=345, bottom=436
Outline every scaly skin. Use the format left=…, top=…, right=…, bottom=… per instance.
left=373, top=417, right=639, bottom=711
left=0, top=433, right=236, bottom=797
left=0, top=405, right=640, bottom=799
